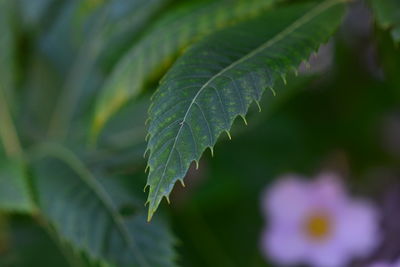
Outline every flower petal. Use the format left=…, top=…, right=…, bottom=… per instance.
left=262, top=175, right=311, bottom=222
left=261, top=225, right=307, bottom=265
left=335, top=200, right=381, bottom=257
left=311, top=172, right=347, bottom=211
left=306, top=240, right=350, bottom=267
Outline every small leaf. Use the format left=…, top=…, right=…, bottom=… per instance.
left=145, top=0, right=346, bottom=220
left=92, top=0, right=280, bottom=137
left=33, top=144, right=176, bottom=267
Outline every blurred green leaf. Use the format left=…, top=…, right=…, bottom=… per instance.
left=0, top=159, right=34, bottom=213
left=370, top=0, right=400, bottom=43
left=145, top=0, right=346, bottom=219
left=94, top=0, right=171, bottom=68
left=0, top=1, right=24, bottom=160
left=89, top=97, right=150, bottom=171
left=0, top=1, right=31, bottom=215
left=33, top=144, right=176, bottom=267
left=92, top=0, right=281, bottom=136
left=44, top=0, right=169, bottom=139
left=0, top=87, right=23, bottom=158
left=17, top=0, right=61, bottom=30
left=0, top=0, right=16, bottom=108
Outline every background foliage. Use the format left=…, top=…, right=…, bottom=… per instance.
left=0, top=0, right=399, bottom=266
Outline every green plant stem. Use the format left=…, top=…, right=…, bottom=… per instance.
left=0, top=84, right=23, bottom=159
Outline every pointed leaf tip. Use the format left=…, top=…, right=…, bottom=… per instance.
left=280, top=74, right=287, bottom=85
left=240, top=115, right=248, bottom=125
left=269, top=87, right=277, bottom=96
left=147, top=211, right=153, bottom=222
left=255, top=101, right=262, bottom=112
left=225, top=131, right=232, bottom=140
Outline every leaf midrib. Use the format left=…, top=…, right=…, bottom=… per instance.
left=150, top=0, right=344, bottom=213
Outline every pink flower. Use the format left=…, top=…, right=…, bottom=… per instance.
left=261, top=172, right=381, bottom=267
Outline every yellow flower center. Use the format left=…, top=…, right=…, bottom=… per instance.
left=305, top=213, right=331, bottom=240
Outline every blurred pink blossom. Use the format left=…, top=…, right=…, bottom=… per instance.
left=261, top=172, right=381, bottom=267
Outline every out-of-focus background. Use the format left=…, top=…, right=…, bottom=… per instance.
left=0, top=0, right=400, bottom=266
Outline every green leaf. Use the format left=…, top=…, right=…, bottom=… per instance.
left=96, top=0, right=171, bottom=66
left=92, top=0, right=280, bottom=136
left=0, top=0, right=16, bottom=107
left=72, top=0, right=170, bottom=66
left=18, top=0, right=57, bottom=30
left=370, top=0, right=400, bottom=43
left=145, top=0, right=346, bottom=220
left=0, top=158, right=34, bottom=213
left=33, top=145, right=176, bottom=267
left=46, top=0, right=168, bottom=138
